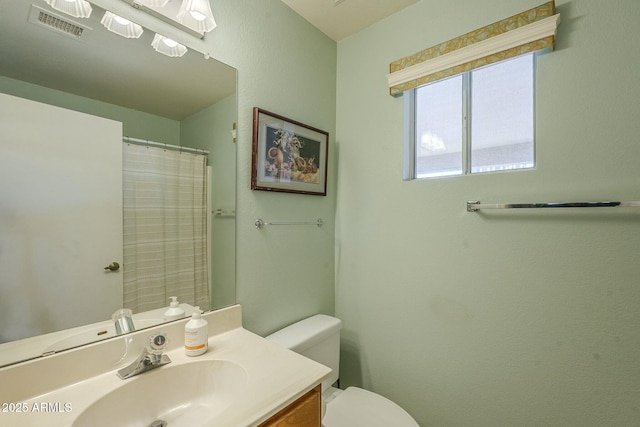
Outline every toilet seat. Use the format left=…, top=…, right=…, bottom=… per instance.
left=322, top=387, right=419, bottom=427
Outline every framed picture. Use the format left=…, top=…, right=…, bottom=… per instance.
left=252, top=107, right=329, bottom=196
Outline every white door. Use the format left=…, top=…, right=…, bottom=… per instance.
left=0, top=93, right=123, bottom=342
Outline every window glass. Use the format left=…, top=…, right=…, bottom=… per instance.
left=415, top=75, right=463, bottom=178
left=408, top=53, right=535, bottom=179
left=470, top=54, right=534, bottom=173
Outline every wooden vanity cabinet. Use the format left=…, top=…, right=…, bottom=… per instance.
left=258, top=385, right=321, bottom=427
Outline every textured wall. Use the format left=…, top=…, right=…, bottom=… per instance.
left=204, top=0, right=337, bottom=335
left=335, top=0, right=640, bottom=425
left=181, top=94, right=238, bottom=309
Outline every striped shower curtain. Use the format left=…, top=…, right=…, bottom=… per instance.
left=122, top=143, right=209, bottom=313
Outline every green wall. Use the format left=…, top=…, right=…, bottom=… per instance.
left=335, top=0, right=640, bottom=425
left=181, top=94, right=237, bottom=309
left=203, top=0, right=337, bottom=336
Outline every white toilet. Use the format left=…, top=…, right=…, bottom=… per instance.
left=266, top=314, right=419, bottom=427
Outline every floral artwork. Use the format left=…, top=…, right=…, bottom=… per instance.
left=264, top=126, right=320, bottom=184
left=252, top=108, right=328, bottom=195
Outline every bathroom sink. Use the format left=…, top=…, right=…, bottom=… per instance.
left=72, top=359, right=247, bottom=427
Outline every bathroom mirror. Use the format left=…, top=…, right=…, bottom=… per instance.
left=0, top=0, right=237, bottom=367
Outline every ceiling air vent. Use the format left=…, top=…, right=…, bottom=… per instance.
left=28, top=4, right=91, bottom=40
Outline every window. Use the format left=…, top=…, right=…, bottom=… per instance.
left=404, top=53, right=535, bottom=179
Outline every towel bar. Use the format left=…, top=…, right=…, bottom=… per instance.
left=467, top=200, right=640, bottom=212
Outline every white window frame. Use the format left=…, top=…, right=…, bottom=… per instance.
left=403, top=53, right=537, bottom=180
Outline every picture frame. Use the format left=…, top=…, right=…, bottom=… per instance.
left=252, top=107, right=329, bottom=196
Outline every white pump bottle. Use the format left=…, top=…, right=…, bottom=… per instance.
left=184, top=306, right=208, bottom=356
left=163, top=296, right=186, bottom=321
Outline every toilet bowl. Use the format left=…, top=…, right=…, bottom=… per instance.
left=266, top=314, right=419, bottom=427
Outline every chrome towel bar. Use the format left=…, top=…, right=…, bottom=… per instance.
left=213, top=209, right=236, bottom=217
left=254, top=218, right=324, bottom=229
left=467, top=200, right=640, bottom=212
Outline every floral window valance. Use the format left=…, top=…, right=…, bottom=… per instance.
left=387, top=1, right=560, bottom=96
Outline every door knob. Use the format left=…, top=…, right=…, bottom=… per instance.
left=104, top=262, right=120, bottom=272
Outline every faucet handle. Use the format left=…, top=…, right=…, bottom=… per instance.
left=147, top=333, right=168, bottom=354
left=117, top=333, right=171, bottom=379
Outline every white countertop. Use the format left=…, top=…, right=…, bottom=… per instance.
left=0, top=305, right=331, bottom=427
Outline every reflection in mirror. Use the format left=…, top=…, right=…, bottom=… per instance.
left=0, top=0, right=237, bottom=367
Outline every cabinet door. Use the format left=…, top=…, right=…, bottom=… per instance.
left=259, top=385, right=321, bottom=427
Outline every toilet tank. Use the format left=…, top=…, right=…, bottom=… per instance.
left=266, top=314, right=341, bottom=390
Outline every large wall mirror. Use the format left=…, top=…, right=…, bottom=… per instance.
left=0, top=0, right=237, bottom=367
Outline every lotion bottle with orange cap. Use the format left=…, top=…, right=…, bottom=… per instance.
left=184, top=307, right=208, bottom=356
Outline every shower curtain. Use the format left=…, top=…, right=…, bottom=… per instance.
left=122, top=143, right=209, bottom=313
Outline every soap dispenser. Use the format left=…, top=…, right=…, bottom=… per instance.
left=163, top=296, right=185, bottom=321
left=184, top=306, right=208, bottom=356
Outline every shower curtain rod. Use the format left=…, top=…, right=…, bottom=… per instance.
left=123, top=136, right=209, bottom=155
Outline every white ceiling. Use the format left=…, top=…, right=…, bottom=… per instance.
left=281, top=0, right=418, bottom=41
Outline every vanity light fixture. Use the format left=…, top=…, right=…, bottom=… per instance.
left=129, top=0, right=216, bottom=36
left=101, top=11, right=144, bottom=38
left=176, top=0, right=217, bottom=33
left=151, top=33, right=188, bottom=57
left=44, top=0, right=92, bottom=18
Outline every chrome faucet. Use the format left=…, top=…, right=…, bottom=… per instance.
left=117, top=333, right=171, bottom=380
